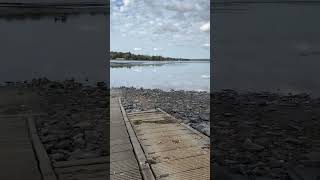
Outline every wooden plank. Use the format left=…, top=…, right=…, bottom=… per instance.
left=55, top=163, right=107, bottom=174
left=127, top=109, right=157, bottom=115
left=158, top=108, right=209, bottom=141
left=110, top=138, right=131, bottom=146
left=134, top=126, right=188, bottom=135
left=151, top=155, right=209, bottom=178
left=129, top=116, right=168, bottom=121
left=110, top=169, right=142, bottom=180
left=138, top=129, right=195, bottom=140
left=126, top=108, right=210, bottom=180
left=53, top=156, right=109, bottom=168
left=0, top=116, right=42, bottom=180
left=27, top=116, right=58, bottom=180
left=128, top=113, right=165, bottom=118
left=159, top=166, right=210, bottom=180
left=110, top=158, right=140, bottom=175
left=119, top=98, right=156, bottom=180
left=111, top=143, right=133, bottom=153
left=146, top=146, right=209, bottom=162
left=110, top=151, right=137, bottom=163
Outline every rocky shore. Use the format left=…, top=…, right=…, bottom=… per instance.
left=213, top=90, right=320, bottom=179
left=118, top=87, right=210, bottom=136
left=28, top=79, right=108, bottom=162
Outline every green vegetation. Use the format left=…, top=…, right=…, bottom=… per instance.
left=110, top=51, right=189, bottom=61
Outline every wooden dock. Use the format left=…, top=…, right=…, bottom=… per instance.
left=110, top=96, right=143, bottom=180
left=119, top=98, right=210, bottom=180
left=0, top=115, right=42, bottom=180
left=0, top=87, right=44, bottom=180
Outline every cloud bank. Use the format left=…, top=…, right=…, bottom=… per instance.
left=111, top=0, right=210, bottom=59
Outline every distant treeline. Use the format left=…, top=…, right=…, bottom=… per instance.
left=110, top=51, right=189, bottom=61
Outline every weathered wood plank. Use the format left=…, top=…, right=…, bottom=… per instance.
left=125, top=107, right=210, bottom=180
left=27, top=116, right=58, bottom=180
left=119, top=98, right=156, bottom=180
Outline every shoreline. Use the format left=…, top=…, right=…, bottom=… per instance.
left=111, top=59, right=210, bottom=61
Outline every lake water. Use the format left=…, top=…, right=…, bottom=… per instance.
left=213, top=2, right=320, bottom=96
left=0, top=14, right=107, bottom=84
left=111, top=60, right=210, bottom=92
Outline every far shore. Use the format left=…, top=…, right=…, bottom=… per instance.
left=111, top=58, right=210, bottom=61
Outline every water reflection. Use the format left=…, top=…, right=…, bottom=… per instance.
left=111, top=61, right=210, bottom=92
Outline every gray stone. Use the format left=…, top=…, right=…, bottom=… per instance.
left=243, top=138, right=265, bottom=152
left=50, top=153, right=65, bottom=161
left=73, top=121, right=91, bottom=129
left=54, top=139, right=72, bottom=150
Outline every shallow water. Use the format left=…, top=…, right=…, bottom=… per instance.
left=111, top=60, right=210, bottom=92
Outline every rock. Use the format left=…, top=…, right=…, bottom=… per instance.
left=223, top=113, right=234, bottom=117
left=251, top=166, right=266, bottom=176
left=213, top=163, right=236, bottom=180
left=84, top=130, right=100, bottom=144
left=243, top=138, right=265, bottom=152
left=284, top=137, right=303, bottom=145
left=305, top=151, right=320, bottom=161
left=268, top=158, right=284, bottom=168
left=50, top=153, right=65, bottom=161
left=55, top=140, right=72, bottom=150
left=73, top=121, right=91, bottom=129
left=72, top=133, right=84, bottom=140
left=224, top=159, right=239, bottom=165
left=41, top=135, right=57, bottom=143
left=69, top=149, right=99, bottom=160
left=217, top=121, right=231, bottom=126
left=199, top=113, right=210, bottom=121
left=73, top=137, right=86, bottom=148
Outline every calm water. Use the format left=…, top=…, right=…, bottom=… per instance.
left=111, top=60, right=210, bottom=92
left=0, top=14, right=107, bottom=84
left=213, top=3, right=320, bottom=96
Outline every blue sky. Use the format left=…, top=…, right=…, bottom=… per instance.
left=111, top=0, right=210, bottom=59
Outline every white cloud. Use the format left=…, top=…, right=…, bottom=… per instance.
left=123, top=0, right=131, bottom=7
left=203, top=43, right=210, bottom=47
left=118, top=0, right=133, bottom=12
left=153, top=48, right=163, bottom=51
left=200, top=22, right=210, bottom=32
left=111, top=0, right=210, bottom=58
left=134, top=47, right=142, bottom=51
left=165, top=2, right=194, bottom=12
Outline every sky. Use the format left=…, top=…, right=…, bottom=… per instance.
left=110, top=0, right=210, bottom=59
